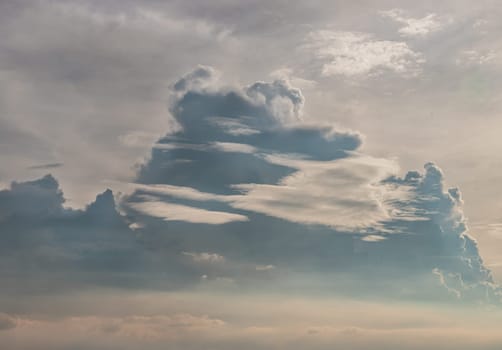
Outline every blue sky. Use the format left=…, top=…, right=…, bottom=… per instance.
left=2, top=1, right=502, bottom=349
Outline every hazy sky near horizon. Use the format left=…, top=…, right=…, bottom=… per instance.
left=2, top=1, right=502, bottom=349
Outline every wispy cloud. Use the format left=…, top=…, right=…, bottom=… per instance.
left=230, top=154, right=409, bottom=231
left=182, top=251, right=226, bottom=264
left=380, top=9, right=450, bottom=38
left=456, top=49, right=499, bottom=66
left=305, top=30, right=424, bottom=78
left=128, top=200, right=249, bottom=225
left=27, top=162, right=64, bottom=170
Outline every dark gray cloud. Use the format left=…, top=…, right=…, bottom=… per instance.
left=139, top=67, right=361, bottom=194
left=0, top=175, right=145, bottom=294
left=0, top=174, right=67, bottom=221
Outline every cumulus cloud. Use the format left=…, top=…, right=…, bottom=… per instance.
left=246, top=79, right=305, bottom=124
left=172, top=65, right=221, bottom=93
left=3, top=1, right=502, bottom=347
left=0, top=174, right=67, bottom=221
left=0, top=174, right=144, bottom=293
left=138, top=68, right=362, bottom=197
left=305, top=30, right=424, bottom=78
left=123, top=66, right=501, bottom=303
left=383, top=162, right=501, bottom=302
left=1, top=66, right=500, bottom=305
left=132, top=67, right=407, bottom=230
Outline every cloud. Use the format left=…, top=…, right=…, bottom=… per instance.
left=4, top=8, right=502, bottom=349
left=173, top=65, right=221, bottom=93
left=138, top=68, right=362, bottom=196
left=230, top=154, right=408, bottom=230
left=255, top=264, right=276, bottom=271
left=3, top=292, right=502, bottom=350
left=132, top=154, right=410, bottom=231
left=361, top=235, right=387, bottom=242
left=0, top=66, right=500, bottom=305
left=383, top=162, right=501, bottom=302
left=133, top=67, right=402, bottom=230
left=131, top=68, right=427, bottom=233
left=211, top=142, right=257, bottom=154
left=0, top=1, right=238, bottom=207
left=456, top=49, right=499, bottom=67
left=128, top=200, right=248, bottom=224
left=380, top=9, right=449, bottom=38
left=0, top=174, right=67, bottom=221
left=123, top=66, right=501, bottom=303
left=305, top=30, right=424, bottom=78
left=27, top=162, right=64, bottom=170
left=182, top=251, right=226, bottom=264
left=246, top=79, right=305, bottom=124
left=0, top=174, right=144, bottom=293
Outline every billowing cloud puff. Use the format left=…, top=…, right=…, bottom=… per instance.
left=139, top=67, right=361, bottom=195
left=132, top=67, right=416, bottom=231
left=383, top=163, right=501, bottom=302
left=172, top=65, right=221, bottom=93
left=0, top=174, right=66, bottom=221
left=0, top=175, right=143, bottom=293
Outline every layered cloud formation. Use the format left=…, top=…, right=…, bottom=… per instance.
left=3, top=2, right=502, bottom=349
left=0, top=66, right=499, bottom=304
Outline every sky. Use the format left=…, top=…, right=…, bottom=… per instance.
left=2, top=1, right=502, bottom=349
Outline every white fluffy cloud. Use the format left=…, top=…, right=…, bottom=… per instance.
left=306, top=30, right=424, bottom=77
left=380, top=9, right=449, bottom=38
left=456, top=49, right=499, bottom=66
